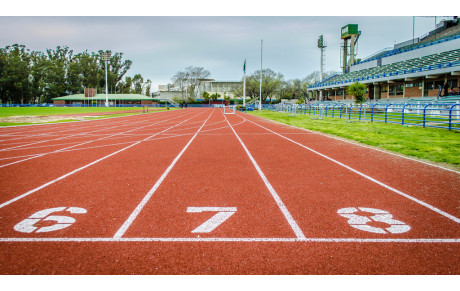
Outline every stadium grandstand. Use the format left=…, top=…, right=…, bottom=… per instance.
left=52, top=88, right=158, bottom=106
left=308, top=17, right=460, bottom=102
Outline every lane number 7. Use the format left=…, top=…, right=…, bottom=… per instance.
left=187, top=207, right=237, bottom=233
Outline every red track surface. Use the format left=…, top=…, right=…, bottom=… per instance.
left=0, top=108, right=458, bottom=274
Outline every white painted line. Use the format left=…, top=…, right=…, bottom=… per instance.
left=247, top=119, right=460, bottom=224
left=223, top=113, right=306, bottom=239
left=0, top=108, right=180, bottom=149
left=0, top=110, right=207, bottom=210
left=0, top=237, right=458, bottom=243
left=187, top=207, right=237, bottom=212
left=0, top=110, right=194, bottom=168
left=113, top=110, right=215, bottom=238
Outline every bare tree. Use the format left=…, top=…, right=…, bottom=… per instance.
left=171, top=66, right=211, bottom=101
left=172, top=70, right=187, bottom=100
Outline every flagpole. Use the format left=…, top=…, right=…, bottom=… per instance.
left=243, top=59, right=246, bottom=108
left=259, top=39, right=263, bottom=111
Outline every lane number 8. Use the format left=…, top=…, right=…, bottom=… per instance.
left=337, top=207, right=410, bottom=234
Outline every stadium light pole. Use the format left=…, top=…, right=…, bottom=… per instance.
left=101, top=51, right=111, bottom=107
left=259, top=39, right=263, bottom=111
left=243, top=59, right=246, bottom=108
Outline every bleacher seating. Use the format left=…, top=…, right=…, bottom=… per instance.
left=310, top=48, right=460, bottom=88
left=354, top=32, right=460, bottom=66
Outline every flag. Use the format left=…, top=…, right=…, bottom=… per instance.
left=243, top=59, right=246, bottom=73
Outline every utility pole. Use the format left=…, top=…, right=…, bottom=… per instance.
left=259, top=39, right=263, bottom=111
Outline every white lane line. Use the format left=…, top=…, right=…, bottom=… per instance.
left=247, top=119, right=460, bottom=224
left=223, top=113, right=306, bottom=239
left=0, top=118, right=247, bottom=162
left=0, top=112, right=149, bottom=144
left=0, top=110, right=207, bottom=210
left=0, top=110, right=196, bottom=168
left=0, top=237, right=458, bottom=243
left=113, top=110, right=215, bottom=239
left=0, top=109, right=182, bottom=150
left=0, top=114, right=154, bottom=152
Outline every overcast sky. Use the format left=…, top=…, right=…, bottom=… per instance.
left=1, top=1, right=457, bottom=91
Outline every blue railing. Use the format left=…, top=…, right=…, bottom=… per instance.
left=269, top=102, right=460, bottom=131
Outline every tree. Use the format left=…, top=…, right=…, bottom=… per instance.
left=233, top=68, right=284, bottom=103
left=44, top=46, right=73, bottom=101
left=347, top=82, right=367, bottom=103
left=0, top=44, right=32, bottom=104
left=171, top=66, right=211, bottom=100
left=144, top=79, right=152, bottom=96
left=211, top=93, right=220, bottom=100
left=132, top=74, right=144, bottom=94
left=302, top=71, right=338, bottom=100
left=202, top=91, right=210, bottom=102
left=0, top=44, right=136, bottom=104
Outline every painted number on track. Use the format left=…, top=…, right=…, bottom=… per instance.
left=337, top=207, right=410, bottom=234
left=14, top=207, right=87, bottom=233
left=187, top=207, right=237, bottom=233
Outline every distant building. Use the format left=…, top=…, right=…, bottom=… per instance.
left=52, top=89, right=158, bottom=106
left=158, top=81, right=240, bottom=100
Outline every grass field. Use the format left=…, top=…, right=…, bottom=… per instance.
left=0, top=107, right=143, bottom=117
left=250, top=110, right=460, bottom=170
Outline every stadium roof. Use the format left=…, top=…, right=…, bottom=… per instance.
left=52, top=94, right=156, bottom=101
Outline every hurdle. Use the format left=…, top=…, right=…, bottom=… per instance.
left=224, top=105, right=236, bottom=115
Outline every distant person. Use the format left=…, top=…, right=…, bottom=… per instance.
left=443, top=82, right=449, bottom=97
left=437, top=84, right=443, bottom=98
left=449, top=88, right=455, bottom=96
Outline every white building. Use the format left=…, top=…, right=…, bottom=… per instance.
left=158, top=81, right=240, bottom=100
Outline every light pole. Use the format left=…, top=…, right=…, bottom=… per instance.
left=259, top=39, right=263, bottom=111
left=101, top=51, right=111, bottom=107
left=243, top=59, right=246, bottom=108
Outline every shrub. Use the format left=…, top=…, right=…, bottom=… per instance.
left=347, top=82, right=367, bottom=103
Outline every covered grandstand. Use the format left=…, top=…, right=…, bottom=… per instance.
left=52, top=93, right=158, bottom=106
left=308, top=18, right=460, bottom=102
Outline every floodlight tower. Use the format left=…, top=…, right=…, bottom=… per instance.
left=340, top=24, right=361, bottom=74
left=317, top=35, right=327, bottom=101
left=101, top=51, right=111, bottom=107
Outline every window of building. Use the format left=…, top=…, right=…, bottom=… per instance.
left=389, top=85, right=395, bottom=95
left=425, top=81, right=433, bottom=90
left=405, top=83, right=413, bottom=88
left=448, top=79, right=458, bottom=89
left=382, top=85, right=388, bottom=92
left=396, top=84, right=404, bottom=95
left=414, top=82, right=422, bottom=87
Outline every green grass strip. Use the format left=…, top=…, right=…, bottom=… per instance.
left=250, top=110, right=460, bottom=170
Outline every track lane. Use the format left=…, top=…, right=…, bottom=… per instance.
left=116, top=109, right=296, bottom=239
left=241, top=113, right=460, bottom=218
left=0, top=109, right=210, bottom=238
left=0, top=109, right=205, bottom=208
left=226, top=112, right=460, bottom=240
left=0, top=110, right=183, bottom=152
left=0, top=108, right=458, bottom=275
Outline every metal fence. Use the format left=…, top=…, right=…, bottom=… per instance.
left=269, top=102, right=460, bottom=131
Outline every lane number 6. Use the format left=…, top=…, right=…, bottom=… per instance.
left=14, top=207, right=87, bottom=233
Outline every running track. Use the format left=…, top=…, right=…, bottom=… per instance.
left=0, top=108, right=458, bottom=274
